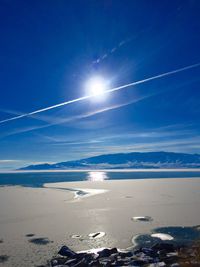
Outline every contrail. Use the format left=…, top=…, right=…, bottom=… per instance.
left=0, top=62, right=200, bottom=125
left=0, top=97, right=146, bottom=139
left=92, top=36, right=133, bottom=65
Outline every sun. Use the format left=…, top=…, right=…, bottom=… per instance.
left=86, top=76, right=108, bottom=97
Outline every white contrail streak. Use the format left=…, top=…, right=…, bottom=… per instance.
left=0, top=62, right=200, bottom=125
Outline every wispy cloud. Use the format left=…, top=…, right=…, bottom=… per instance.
left=42, top=139, right=103, bottom=146
left=98, top=129, right=195, bottom=142
left=0, top=94, right=149, bottom=139
left=0, top=160, right=22, bottom=164
left=85, top=136, right=200, bottom=155
left=35, top=129, right=200, bottom=160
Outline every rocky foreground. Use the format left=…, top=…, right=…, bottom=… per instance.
left=45, top=242, right=200, bottom=267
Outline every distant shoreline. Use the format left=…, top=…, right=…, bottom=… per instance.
left=1, top=168, right=200, bottom=173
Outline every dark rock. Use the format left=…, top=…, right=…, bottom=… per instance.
left=109, top=253, right=118, bottom=262
left=58, top=245, right=77, bottom=258
left=83, top=253, right=96, bottom=263
left=141, top=247, right=158, bottom=257
left=163, top=255, right=179, bottom=264
left=156, top=262, right=166, bottom=266
left=51, top=257, right=69, bottom=266
left=118, top=251, right=133, bottom=258
left=110, top=248, right=118, bottom=255
left=152, top=243, right=175, bottom=252
left=0, top=255, right=9, bottom=263
left=134, top=249, right=141, bottom=255
left=65, top=258, right=79, bottom=265
left=99, top=257, right=112, bottom=266
left=88, top=259, right=100, bottom=266
left=115, top=259, right=127, bottom=265
left=98, top=249, right=112, bottom=258
left=26, top=233, right=35, bottom=237
left=76, top=252, right=95, bottom=262
left=157, top=249, right=168, bottom=257
left=129, top=259, right=147, bottom=266
left=47, top=242, right=191, bottom=267
left=89, top=232, right=105, bottom=239
left=76, top=252, right=88, bottom=260
left=72, top=258, right=89, bottom=267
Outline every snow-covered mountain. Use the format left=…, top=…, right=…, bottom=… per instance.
left=19, top=151, right=200, bottom=170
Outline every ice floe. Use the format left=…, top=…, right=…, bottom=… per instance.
left=131, top=216, right=153, bottom=222
left=151, top=233, right=174, bottom=241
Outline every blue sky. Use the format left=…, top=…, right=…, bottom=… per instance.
left=0, top=0, right=200, bottom=170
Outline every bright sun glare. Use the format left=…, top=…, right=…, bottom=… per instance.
left=87, top=171, right=108, bottom=182
left=86, top=76, right=108, bottom=97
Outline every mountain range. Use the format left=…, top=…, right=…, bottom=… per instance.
left=19, top=151, right=200, bottom=170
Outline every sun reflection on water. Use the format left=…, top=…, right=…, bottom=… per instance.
left=87, top=171, right=108, bottom=182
